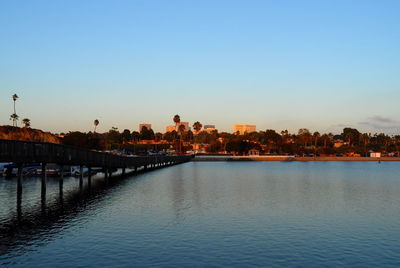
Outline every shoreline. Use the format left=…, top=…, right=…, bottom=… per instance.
left=193, top=156, right=400, bottom=162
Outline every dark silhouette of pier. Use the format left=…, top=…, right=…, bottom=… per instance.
left=0, top=139, right=190, bottom=177
left=0, top=139, right=190, bottom=188
left=0, top=139, right=190, bottom=169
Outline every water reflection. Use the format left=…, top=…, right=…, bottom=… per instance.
left=170, top=165, right=187, bottom=221
left=16, top=184, right=22, bottom=223
left=0, top=171, right=131, bottom=257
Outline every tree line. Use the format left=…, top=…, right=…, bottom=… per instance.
left=62, top=116, right=400, bottom=155
left=7, top=96, right=399, bottom=156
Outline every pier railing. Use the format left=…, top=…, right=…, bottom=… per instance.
left=0, top=139, right=191, bottom=168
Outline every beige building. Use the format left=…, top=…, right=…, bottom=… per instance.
left=166, top=122, right=190, bottom=133
left=203, top=124, right=217, bottom=133
left=233, top=124, right=256, bottom=135
left=178, top=122, right=189, bottom=132
left=139, top=123, right=152, bottom=132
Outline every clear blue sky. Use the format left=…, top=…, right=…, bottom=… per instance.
left=1, top=0, right=399, bottom=134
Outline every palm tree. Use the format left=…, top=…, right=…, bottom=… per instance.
left=94, top=119, right=99, bottom=133
left=22, top=118, right=31, bottom=128
left=178, top=124, right=186, bottom=135
left=12, top=94, right=18, bottom=113
left=11, top=94, right=19, bottom=126
left=193, top=121, right=202, bottom=134
left=173, top=114, right=180, bottom=131
left=178, top=124, right=186, bottom=153
left=10, top=113, right=19, bottom=126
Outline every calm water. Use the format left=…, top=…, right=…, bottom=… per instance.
left=1, top=161, right=400, bottom=267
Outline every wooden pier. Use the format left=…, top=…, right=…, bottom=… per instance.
left=0, top=139, right=190, bottom=169
left=0, top=139, right=191, bottom=196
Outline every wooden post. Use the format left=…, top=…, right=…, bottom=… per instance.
left=122, top=167, right=126, bottom=176
left=17, top=163, right=23, bottom=193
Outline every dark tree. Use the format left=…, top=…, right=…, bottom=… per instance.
left=122, top=129, right=132, bottom=143
left=140, top=126, right=155, bottom=140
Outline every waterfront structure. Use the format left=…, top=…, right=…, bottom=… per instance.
left=0, top=139, right=191, bottom=231
left=248, top=148, right=260, bottom=156
left=139, top=124, right=152, bottom=132
left=370, top=152, right=381, bottom=158
left=233, top=124, right=256, bottom=135
left=0, top=139, right=190, bottom=173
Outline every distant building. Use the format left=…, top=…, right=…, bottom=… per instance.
left=204, top=128, right=217, bottom=133
left=192, top=143, right=208, bottom=153
left=178, top=122, right=190, bottom=132
left=139, top=124, right=152, bottom=132
left=233, top=124, right=256, bottom=135
left=370, top=152, right=381, bottom=158
left=334, top=141, right=344, bottom=148
left=203, top=124, right=217, bottom=133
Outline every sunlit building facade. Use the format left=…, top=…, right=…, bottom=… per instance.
left=203, top=124, right=217, bottom=133
left=165, top=122, right=190, bottom=133
left=178, top=122, right=190, bottom=132
left=233, top=124, right=256, bottom=135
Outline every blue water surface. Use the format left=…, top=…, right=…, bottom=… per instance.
left=1, top=161, right=400, bottom=267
